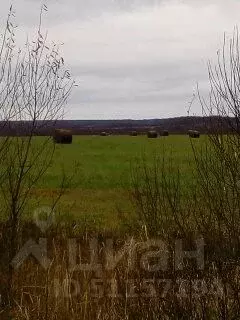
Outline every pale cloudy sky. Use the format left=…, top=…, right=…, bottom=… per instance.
left=1, top=0, right=240, bottom=119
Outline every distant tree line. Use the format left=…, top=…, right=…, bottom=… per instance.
left=0, top=116, right=234, bottom=136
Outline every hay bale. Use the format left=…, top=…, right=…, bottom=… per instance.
left=147, top=130, right=158, bottom=138
left=188, top=130, right=200, bottom=138
left=100, top=132, right=108, bottom=136
left=53, top=129, right=72, bottom=144
left=160, top=130, right=169, bottom=136
left=130, top=131, right=138, bottom=136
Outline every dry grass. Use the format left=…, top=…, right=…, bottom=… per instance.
left=1, top=224, right=240, bottom=319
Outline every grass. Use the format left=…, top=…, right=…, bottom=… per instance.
left=4, top=134, right=240, bottom=319
left=0, top=135, right=201, bottom=229
left=41, top=135, right=197, bottom=189
left=22, top=135, right=200, bottom=230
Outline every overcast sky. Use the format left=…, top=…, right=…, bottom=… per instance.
left=1, top=0, right=240, bottom=119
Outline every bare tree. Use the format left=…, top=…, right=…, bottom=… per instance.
left=130, top=29, right=240, bottom=317
left=193, top=28, right=240, bottom=254
left=0, top=5, right=74, bottom=306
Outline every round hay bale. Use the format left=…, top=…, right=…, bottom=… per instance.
left=147, top=130, right=158, bottom=138
left=160, top=130, right=169, bottom=136
left=188, top=130, right=200, bottom=138
left=100, top=132, right=108, bottom=136
left=130, top=131, right=138, bottom=136
left=53, top=129, right=72, bottom=144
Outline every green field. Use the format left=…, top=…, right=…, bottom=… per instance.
left=42, top=135, right=198, bottom=188
left=27, top=135, right=201, bottom=230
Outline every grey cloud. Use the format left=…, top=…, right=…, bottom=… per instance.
left=70, top=60, right=207, bottom=105
left=1, top=0, right=240, bottom=119
left=9, top=0, right=167, bottom=27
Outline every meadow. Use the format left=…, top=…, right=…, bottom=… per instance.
left=33, top=134, right=201, bottom=231
left=4, top=134, right=240, bottom=320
